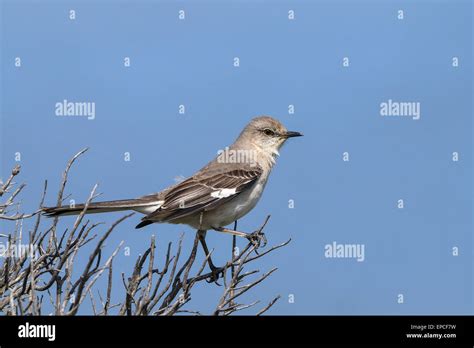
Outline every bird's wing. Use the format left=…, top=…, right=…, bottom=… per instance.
left=138, top=165, right=262, bottom=226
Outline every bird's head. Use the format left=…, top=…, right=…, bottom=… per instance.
left=242, top=116, right=303, bottom=155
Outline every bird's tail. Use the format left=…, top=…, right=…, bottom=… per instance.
left=42, top=198, right=158, bottom=217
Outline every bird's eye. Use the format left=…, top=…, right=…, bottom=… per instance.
left=263, top=128, right=275, bottom=136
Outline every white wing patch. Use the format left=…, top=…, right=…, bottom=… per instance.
left=210, top=188, right=237, bottom=199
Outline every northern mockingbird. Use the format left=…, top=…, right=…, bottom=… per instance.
left=44, top=116, right=302, bottom=274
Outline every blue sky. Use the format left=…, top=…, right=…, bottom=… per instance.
left=1, top=0, right=472, bottom=314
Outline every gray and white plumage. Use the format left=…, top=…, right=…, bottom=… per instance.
left=43, top=116, right=302, bottom=232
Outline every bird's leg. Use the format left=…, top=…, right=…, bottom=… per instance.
left=197, top=230, right=216, bottom=269
left=212, top=226, right=248, bottom=238
left=197, top=230, right=222, bottom=283
left=212, top=226, right=267, bottom=249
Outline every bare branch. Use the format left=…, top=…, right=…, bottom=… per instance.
left=0, top=150, right=290, bottom=316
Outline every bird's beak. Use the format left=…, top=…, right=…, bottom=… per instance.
left=283, top=131, right=303, bottom=138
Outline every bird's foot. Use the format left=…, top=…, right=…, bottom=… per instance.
left=206, top=265, right=223, bottom=285
left=246, top=230, right=267, bottom=250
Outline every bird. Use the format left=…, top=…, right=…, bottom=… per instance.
left=43, top=116, right=302, bottom=274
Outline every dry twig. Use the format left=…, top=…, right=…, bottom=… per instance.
left=0, top=150, right=289, bottom=315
